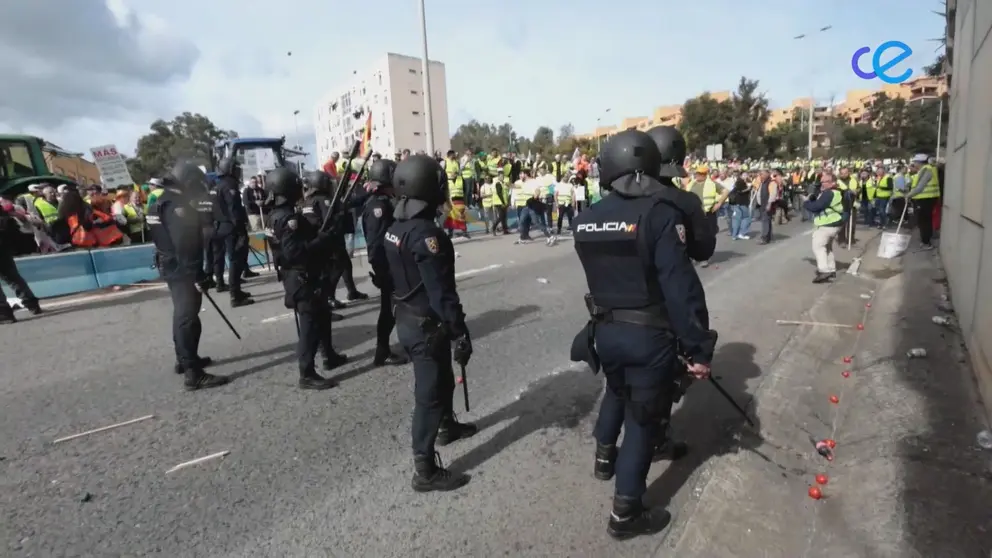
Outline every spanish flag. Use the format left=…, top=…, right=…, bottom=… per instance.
left=360, top=111, right=373, bottom=157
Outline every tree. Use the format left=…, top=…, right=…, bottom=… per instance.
left=128, top=112, right=237, bottom=183
left=924, top=53, right=947, bottom=77
left=450, top=120, right=517, bottom=154
left=726, top=77, right=770, bottom=158
left=678, top=93, right=734, bottom=155
left=531, top=126, right=555, bottom=154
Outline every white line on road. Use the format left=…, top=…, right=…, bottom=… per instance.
left=259, top=264, right=505, bottom=324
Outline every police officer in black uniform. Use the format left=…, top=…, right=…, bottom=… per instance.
left=645, top=126, right=716, bottom=263
left=570, top=130, right=715, bottom=540
left=384, top=154, right=477, bottom=492
left=267, top=167, right=347, bottom=390
left=361, top=159, right=410, bottom=367
left=148, top=162, right=230, bottom=391
left=0, top=204, right=43, bottom=324
left=211, top=157, right=254, bottom=307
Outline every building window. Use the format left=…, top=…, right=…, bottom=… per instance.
left=412, top=111, right=420, bottom=116
left=410, top=90, right=418, bottom=95
left=414, top=132, right=421, bottom=136
left=408, top=68, right=417, bottom=74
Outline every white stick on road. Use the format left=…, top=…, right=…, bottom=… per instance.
left=52, top=414, right=155, bottom=444
left=165, top=450, right=231, bottom=474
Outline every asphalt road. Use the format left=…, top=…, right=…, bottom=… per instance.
left=1, top=216, right=844, bottom=557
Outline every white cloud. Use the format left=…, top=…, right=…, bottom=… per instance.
left=0, top=0, right=944, bottom=164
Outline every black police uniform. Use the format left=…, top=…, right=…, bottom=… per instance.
left=571, top=130, right=715, bottom=540
left=211, top=158, right=253, bottom=305
left=197, top=180, right=218, bottom=288
left=326, top=195, right=368, bottom=308
left=267, top=168, right=347, bottom=390
left=361, top=160, right=409, bottom=367
left=147, top=163, right=230, bottom=391
left=384, top=154, right=477, bottom=492
left=0, top=205, right=42, bottom=324
left=646, top=126, right=716, bottom=262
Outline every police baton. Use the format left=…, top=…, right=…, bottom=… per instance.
left=458, top=364, right=470, bottom=413
left=320, top=141, right=361, bottom=232
left=202, top=289, right=242, bottom=340
left=678, top=355, right=753, bottom=427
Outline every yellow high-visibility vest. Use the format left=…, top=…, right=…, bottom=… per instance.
left=911, top=164, right=940, bottom=199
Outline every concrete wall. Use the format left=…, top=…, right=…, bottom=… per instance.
left=941, top=0, right=992, bottom=419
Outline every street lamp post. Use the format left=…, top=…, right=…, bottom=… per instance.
left=793, top=25, right=832, bottom=159
left=292, top=109, right=303, bottom=174
left=417, top=0, right=436, bottom=156
left=595, top=108, right=612, bottom=152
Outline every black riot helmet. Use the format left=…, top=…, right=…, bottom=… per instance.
left=646, top=126, right=688, bottom=178
left=368, top=159, right=397, bottom=186
left=266, top=167, right=303, bottom=203
left=393, top=154, right=444, bottom=205
left=217, top=156, right=239, bottom=177
left=303, top=170, right=333, bottom=192
left=166, top=161, right=208, bottom=193
left=598, top=130, right=663, bottom=187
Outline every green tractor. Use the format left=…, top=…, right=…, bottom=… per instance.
left=0, top=134, right=79, bottom=199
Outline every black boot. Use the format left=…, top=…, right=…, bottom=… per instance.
left=812, top=272, right=832, bottom=284
left=200, top=277, right=216, bottom=290
left=606, top=495, right=671, bottom=541
left=183, top=368, right=230, bottom=391
left=230, top=291, right=254, bottom=307
left=373, top=345, right=408, bottom=367
left=215, top=281, right=229, bottom=293
left=328, top=299, right=346, bottom=310
left=594, top=442, right=617, bottom=481
left=0, top=309, right=16, bottom=324
left=652, top=437, right=688, bottom=462
left=321, top=351, right=348, bottom=371
left=299, top=372, right=338, bottom=390
left=347, top=291, right=369, bottom=301
left=436, top=417, right=478, bottom=447
left=243, top=269, right=260, bottom=279
left=411, top=452, right=469, bottom=492
left=174, top=356, right=213, bottom=375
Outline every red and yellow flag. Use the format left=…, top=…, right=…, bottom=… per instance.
left=360, top=111, right=373, bottom=157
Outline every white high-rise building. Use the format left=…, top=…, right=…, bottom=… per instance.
left=313, top=53, right=450, bottom=166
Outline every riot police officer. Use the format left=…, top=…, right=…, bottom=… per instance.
left=645, top=126, right=716, bottom=262
left=384, top=154, right=477, bottom=492
left=570, top=130, right=714, bottom=540
left=267, top=167, right=347, bottom=390
left=300, top=170, right=339, bottom=311
left=361, top=159, right=409, bottom=367
left=148, top=162, right=230, bottom=391
left=211, top=157, right=254, bottom=306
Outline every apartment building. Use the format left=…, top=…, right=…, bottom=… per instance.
left=313, top=53, right=451, bottom=165
left=581, top=79, right=947, bottom=148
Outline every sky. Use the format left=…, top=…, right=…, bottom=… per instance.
left=0, top=0, right=945, bottom=167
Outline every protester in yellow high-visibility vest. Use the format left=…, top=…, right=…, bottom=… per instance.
left=554, top=176, right=576, bottom=234
left=835, top=167, right=859, bottom=245
left=906, top=154, right=940, bottom=249
left=459, top=149, right=478, bottom=207
left=870, top=165, right=893, bottom=229
left=478, top=176, right=496, bottom=234
left=683, top=165, right=729, bottom=267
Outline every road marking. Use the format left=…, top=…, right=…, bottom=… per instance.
left=19, top=284, right=168, bottom=312
left=260, top=264, right=505, bottom=324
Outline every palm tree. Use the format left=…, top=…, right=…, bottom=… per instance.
left=925, top=1, right=950, bottom=76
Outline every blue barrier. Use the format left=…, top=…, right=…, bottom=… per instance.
left=4, top=208, right=522, bottom=300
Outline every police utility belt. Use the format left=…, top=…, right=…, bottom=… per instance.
left=584, top=294, right=669, bottom=329
left=571, top=294, right=671, bottom=374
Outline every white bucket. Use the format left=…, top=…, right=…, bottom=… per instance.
left=877, top=231, right=910, bottom=259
